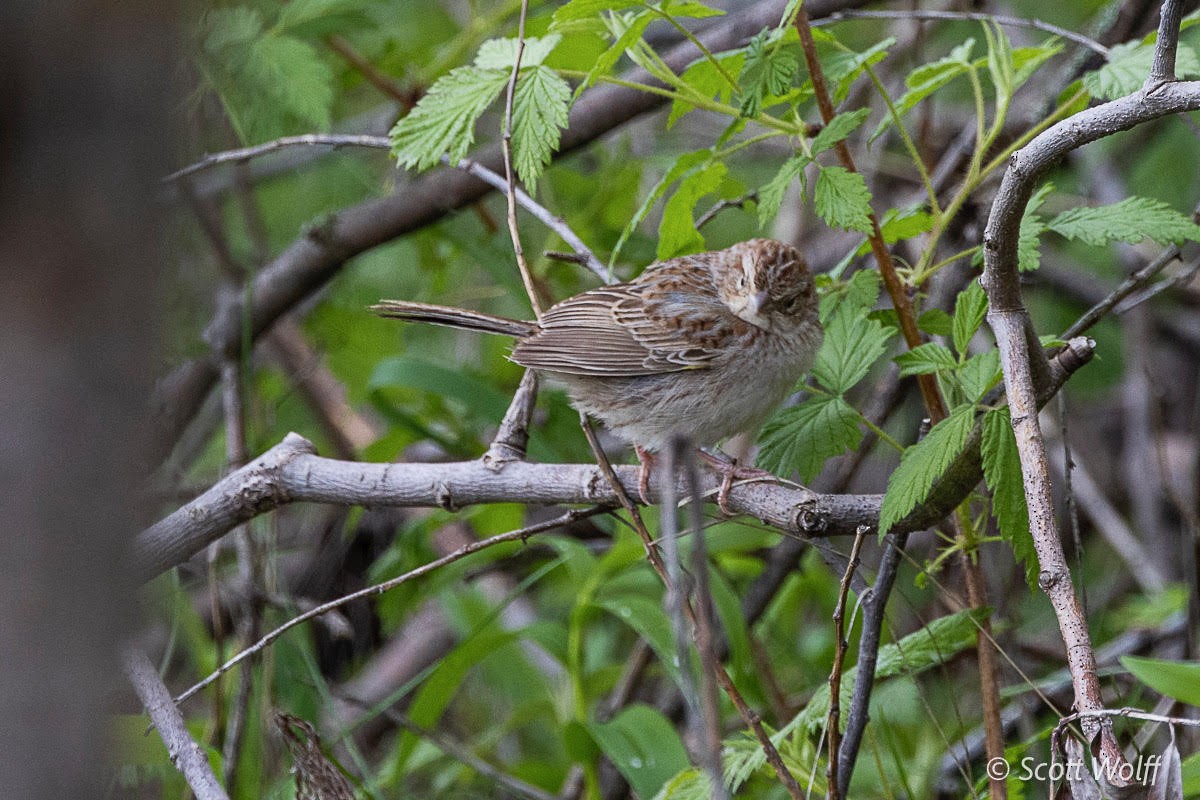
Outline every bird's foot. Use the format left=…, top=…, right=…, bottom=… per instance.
left=697, top=449, right=775, bottom=515
left=635, top=446, right=655, bottom=506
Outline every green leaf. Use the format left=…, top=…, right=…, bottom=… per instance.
left=1010, top=41, right=1064, bottom=91
left=203, top=7, right=263, bottom=51
left=879, top=404, right=977, bottom=536
left=955, top=349, right=1000, bottom=403
left=669, top=52, right=742, bottom=127
left=871, top=39, right=974, bottom=141
left=512, top=65, right=572, bottom=193
left=894, top=342, right=957, bottom=376
left=552, top=0, right=640, bottom=25
left=1121, top=656, right=1200, bottom=706
left=657, top=161, right=727, bottom=258
left=275, top=0, right=364, bottom=32
left=981, top=408, right=1035, bottom=587
left=781, top=607, right=989, bottom=739
left=1018, top=212, right=1047, bottom=272
left=593, top=595, right=683, bottom=687
left=1083, top=41, right=1200, bottom=100
left=757, top=154, right=810, bottom=227
left=918, top=308, right=954, bottom=337
left=581, top=10, right=655, bottom=92
left=814, top=166, right=873, bottom=234
left=819, top=35, right=895, bottom=104
left=1016, top=183, right=1052, bottom=272
left=953, top=280, right=988, bottom=355
left=611, top=149, right=710, bottom=268
left=586, top=706, right=692, bottom=799
left=389, top=66, right=509, bottom=170
left=368, top=357, right=513, bottom=421
left=661, top=0, right=725, bottom=19
left=738, top=30, right=798, bottom=116
left=1048, top=196, right=1200, bottom=246
left=812, top=301, right=895, bottom=393
left=475, top=34, right=561, bottom=69
left=757, top=395, right=862, bottom=482
left=983, top=22, right=1015, bottom=105
left=811, top=108, right=870, bottom=155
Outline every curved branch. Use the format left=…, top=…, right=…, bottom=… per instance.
left=981, top=51, right=1200, bottom=767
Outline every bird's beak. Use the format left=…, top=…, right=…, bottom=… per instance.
left=749, top=289, right=770, bottom=316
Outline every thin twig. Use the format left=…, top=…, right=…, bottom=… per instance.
left=681, top=443, right=729, bottom=800
left=794, top=8, right=948, bottom=423
left=123, top=648, right=231, bottom=800
left=817, top=9, right=1109, bottom=55
left=825, top=526, right=867, bottom=800
left=1149, top=0, right=1186, bottom=85
left=453, top=156, right=608, bottom=281
left=163, top=134, right=390, bottom=183
left=500, top=0, right=543, bottom=317
left=837, top=532, right=905, bottom=797
left=173, top=507, right=607, bottom=707
left=696, top=191, right=759, bottom=230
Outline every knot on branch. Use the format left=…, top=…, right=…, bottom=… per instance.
left=435, top=480, right=458, bottom=512
left=795, top=503, right=826, bottom=535
left=1056, top=337, right=1096, bottom=374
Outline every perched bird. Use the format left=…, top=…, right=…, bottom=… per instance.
left=372, top=238, right=823, bottom=509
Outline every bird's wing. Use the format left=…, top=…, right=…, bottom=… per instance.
left=510, top=261, right=745, bottom=377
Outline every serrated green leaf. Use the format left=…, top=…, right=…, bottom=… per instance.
left=586, top=705, right=692, bottom=799
left=820, top=267, right=881, bottom=322
left=953, top=280, right=988, bottom=355
left=918, top=308, right=954, bottom=337
left=475, top=34, right=561, bottom=69
left=955, top=349, right=1000, bottom=403
left=894, top=342, right=957, bottom=376
left=275, top=0, right=363, bottom=32
left=1121, top=656, right=1200, bottom=706
left=611, top=149, right=710, bottom=269
left=757, top=395, right=862, bottom=481
left=1049, top=196, right=1200, bottom=247
left=552, top=0, right=640, bottom=24
left=579, top=10, right=654, bottom=91
left=245, top=34, right=335, bottom=131
left=1018, top=213, right=1046, bottom=272
left=783, top=607, right=989, bottom=739
left=811, top=108, right=870, bottom=155
left=870, top=39, right=974, bottom=141
left=1083, top=41, right=1200, bottom=100
left=657, top=161, right=727, bottom=258
left=1011, top=41, right=1064, bottom=90
left=815, top=166, right=873, bottom=234
left=879, top=404, right=976, bottom=536
left=738, top=30, right=798, bottom=116
left=1016, top=183, right=1053, bottom=271
left=511, top=65, right=571, bottom=193
left=203, top=7, right=263, bottom=50
left=661, top=0, right=725, bottom=19
left=981, top=408, right=1035, bottom=587
left=854, top=206, right=935, bottom=257
left=389, top=65, right=509, bottom=170
left=812, top=302, right=895, bottom=393
left=756, top=154, right=810, bottom=227
left=821, top=36, right=895, bottom=104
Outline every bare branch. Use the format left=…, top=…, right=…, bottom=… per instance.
left=1149, top=0, right=1186, bottom=85
left=825, top=526, right=867, bottom=800
left=123, top=648, right=231, bottom=800
left=982, top=46, right=1200, bottom=766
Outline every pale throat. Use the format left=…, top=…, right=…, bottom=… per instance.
left=723, top=249, right=773, bottom=330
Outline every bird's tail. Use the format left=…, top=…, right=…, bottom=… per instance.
left=370, top=300, right=536, bottom=338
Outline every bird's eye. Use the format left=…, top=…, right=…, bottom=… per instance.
left=736, top=273, right=747, bottom=289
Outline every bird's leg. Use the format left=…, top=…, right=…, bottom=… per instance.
left=697, top=448, right=775, bottom=515
left=635, top=446, right=655, bottom=505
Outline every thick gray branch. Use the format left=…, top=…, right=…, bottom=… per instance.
left=981, top=60, right=1200, bottom=760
